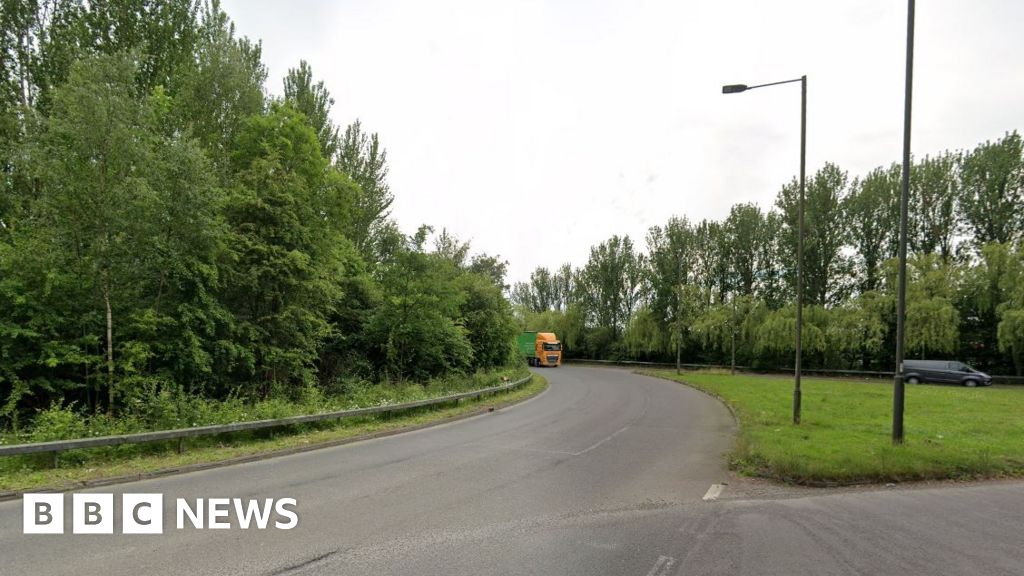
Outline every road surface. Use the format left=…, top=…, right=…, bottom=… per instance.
left=1, top=366, right=1022, bottom=575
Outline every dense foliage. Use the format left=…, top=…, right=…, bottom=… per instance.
left=513, top=134, right=1024, bottom=375
left=0, top=0, right=518, bottom=428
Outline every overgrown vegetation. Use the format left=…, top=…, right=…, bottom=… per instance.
left=514, top=138, right=1024, bottom=375
left=0, top=371, right=543, bottom=493
left=648, top=370, right=1024, bottom=484
left=0, top=2, right=519, bottom=432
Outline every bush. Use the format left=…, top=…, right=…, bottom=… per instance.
left=30, top=402, right=88, bottom=443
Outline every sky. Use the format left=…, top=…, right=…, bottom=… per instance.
left=221, top=0, right=1024, bottom=286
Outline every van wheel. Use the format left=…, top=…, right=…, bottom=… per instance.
left=964, top=379, right=978, bottom=388
left=906, top=376, right=920, bottom=384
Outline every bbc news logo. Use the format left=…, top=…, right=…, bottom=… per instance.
left=23, top=493, right=298, bottom=534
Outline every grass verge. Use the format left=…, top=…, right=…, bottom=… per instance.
left=0, top=374, right=546, bottom=495
left=644, top=369, right=1024, bottom=485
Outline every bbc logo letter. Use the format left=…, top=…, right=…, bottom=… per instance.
left=123, top=494, right=163, bottom=534
left=23, top=493, right=164, bottom=535
left=72, top=493, right=114, bottom=534
left=23, top=494, right=63, bottom=534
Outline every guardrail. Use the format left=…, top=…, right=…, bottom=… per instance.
left=0, top=374, right=532, bottom=465
left=565, top=359, right=1024, bottom=385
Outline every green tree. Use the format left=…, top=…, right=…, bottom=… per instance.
left=457, top=272, right=516, bottom=370
left=283, top=59, right=339, bottom=161
left=173, top=1, right=266, bottom=176
left=33, top=0, right=203, bottom=109
left=755, top=211, right=786, bottom=307
left=337, top=119, right=393, bottom=259
left=578, top=235, right=645, bottom=336
left=910, top=152, right=958, bottom=260
left=958, top=132, right=1024, bottom=248
left=220, top=104, right=350, bottom=391
left=777, top=163, right=852, bottom=306
left=365, top=236, right=472, bottom=381
left=723, top=203, right=762, bottom=296
left=844, top=164, right=899, bottom=293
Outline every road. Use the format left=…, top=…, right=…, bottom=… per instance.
left=1, top=366, right=1023, bottom=575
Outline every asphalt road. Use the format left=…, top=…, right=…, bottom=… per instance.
left=2, top=366, right=1023, bottom=575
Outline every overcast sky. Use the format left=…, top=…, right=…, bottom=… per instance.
left=221, top=0, right=1024, bottom=285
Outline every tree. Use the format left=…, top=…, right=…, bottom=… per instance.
left=578, top=235, right=644, bottom=336
left=433, top=228, right=471, bottom=267
left=882, top=255, right=961, bottom=357
left=777, top=162, right=852, bottom=306
left=283, top=59, right=339, bottom=161
left=528, top=267, right=555, bottom=311
left=671, top=283, right=705, bottom=366
left=959, top=132, right=1024, bottom=248
left=646, top=217, right=694, bottom=339
left=173, top=1, right=266, bottom=176
left=844, top=164, right=899, bottom=293
left=365, top=240, right=472, bottom=381
left=910, top=152, right=958, bottom=260
left=692, top=219, right=727, bottom=304
left=337, top=119, right=393, bottom=258
left=756, top=211, right=786, bottom=307
left=723, top=203, right=763, bottom=296
left=32, top=0, right=203, bottom=110
left=34, top=54, right=160, bottom=409
left=458, top=272, right=517, bottom=370
left=467, top=253, right=509, bottom=290
left=220, top=104, right=349, bottom=391
left=551, top=263, right=575, bottom=311
left=14, top=53, right=227, bottom=412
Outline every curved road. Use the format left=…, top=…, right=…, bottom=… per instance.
left=2, top=366, right=1023, bottom=575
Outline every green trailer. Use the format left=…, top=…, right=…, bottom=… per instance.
left=518, top=331, right=538, bottom=361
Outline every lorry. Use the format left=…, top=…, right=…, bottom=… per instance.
left=518, top=331, right=562, bottom=367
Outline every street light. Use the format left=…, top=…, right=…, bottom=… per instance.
left=893, top=0, right=916, bottom=444
left=723, top=75, right=807, bottom=425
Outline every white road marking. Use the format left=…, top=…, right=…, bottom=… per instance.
left=466, top=442, right=575, bottom=456
left=702, top=484, right=725, bottom=501
left=572, top=423, right=632, bottom=456
left=645, top=555, right=676, bottom=576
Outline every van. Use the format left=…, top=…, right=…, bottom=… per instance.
left=902, top=360, right=992, bottom=387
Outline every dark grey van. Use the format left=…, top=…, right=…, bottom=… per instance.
left=902, top=360, right=992, bottom=387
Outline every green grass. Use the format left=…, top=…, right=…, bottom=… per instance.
left=0, top=375, right=546, bottom=494
left=645, top=370, right=1024, bottom=485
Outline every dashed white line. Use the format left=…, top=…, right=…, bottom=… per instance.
left=702, top=483, right=725, bottom=501
left=572, top=423, right=632, bottom=456
left=644, top=555, right=676, bottom=576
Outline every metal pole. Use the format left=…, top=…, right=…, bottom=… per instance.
left=676, top=332, right=681, bottom=375
left=893, top=0, right=915, bottom=444
left=793, top=75, right=806, bottom=425
left=731, top=293, right=737, bottom=376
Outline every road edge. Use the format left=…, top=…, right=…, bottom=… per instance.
left=0, top=375, right=549, bottom=501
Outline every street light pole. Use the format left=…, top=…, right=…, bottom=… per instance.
left=795, top=74, right=806, bottom=425
left=731, top=292, right=737, bottom=376
left=893, top=0, right=916, bottom=444
left=722, top=75, right=806, bottom=424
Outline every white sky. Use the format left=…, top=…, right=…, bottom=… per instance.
left=221, top=0, right=1024, bottom=285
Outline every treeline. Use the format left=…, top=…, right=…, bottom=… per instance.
left=513, top=133, right=1024, bottom=375
left=0, top=0, right=517, bottom=427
